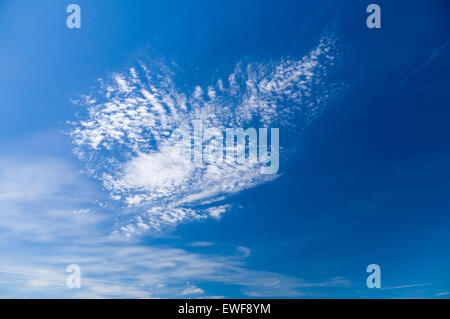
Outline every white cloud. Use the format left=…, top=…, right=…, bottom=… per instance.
left=70, top=32, right=343, bottom=234
left=188, top=242, right=215, bottom=247
left=380, top=283, right=432, bottom=290
left=437, top=292, right=450, bottom=296
left=75, top=208, right=90, bottom=215
left=0, top=133, right=351, bottom=298
left=0, top=156, right=108, bottom=243
left=180, top=284, right=204, bottom=296
left=193, top=86, right=204, bottom=99
left=0, top=157, right=77, bottom=202
left=237, top=246, right=251, bottom=258
left=0, top=243, right=351, bottom=298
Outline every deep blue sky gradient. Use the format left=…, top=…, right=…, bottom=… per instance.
left=0, top=0, right=449, bottom=298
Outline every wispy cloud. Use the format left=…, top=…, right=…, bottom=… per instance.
left=70, top=32, right=343, bottom=234
left=0, top=132, right=350, bottom=298
left=437, top=292, right=450, bottom=296
left=188, top=241, right=215, bottom=247
left=380, top=283, right=432, bottom=290
left=0, top=156, right=108, bottom=242
left=179, top=284, right=205, bottom=296
left=0, top=243, right=351, bottom=298
left=237, top=246, right=251, bottom=258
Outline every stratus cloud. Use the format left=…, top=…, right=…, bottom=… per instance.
left=70, top=32, right=342, bottom=233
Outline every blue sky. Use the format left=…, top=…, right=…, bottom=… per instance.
left=0, top=0, right=449, bottom=298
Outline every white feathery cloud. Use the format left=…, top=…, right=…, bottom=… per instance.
left=70, top=32, right=343, bottom=234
